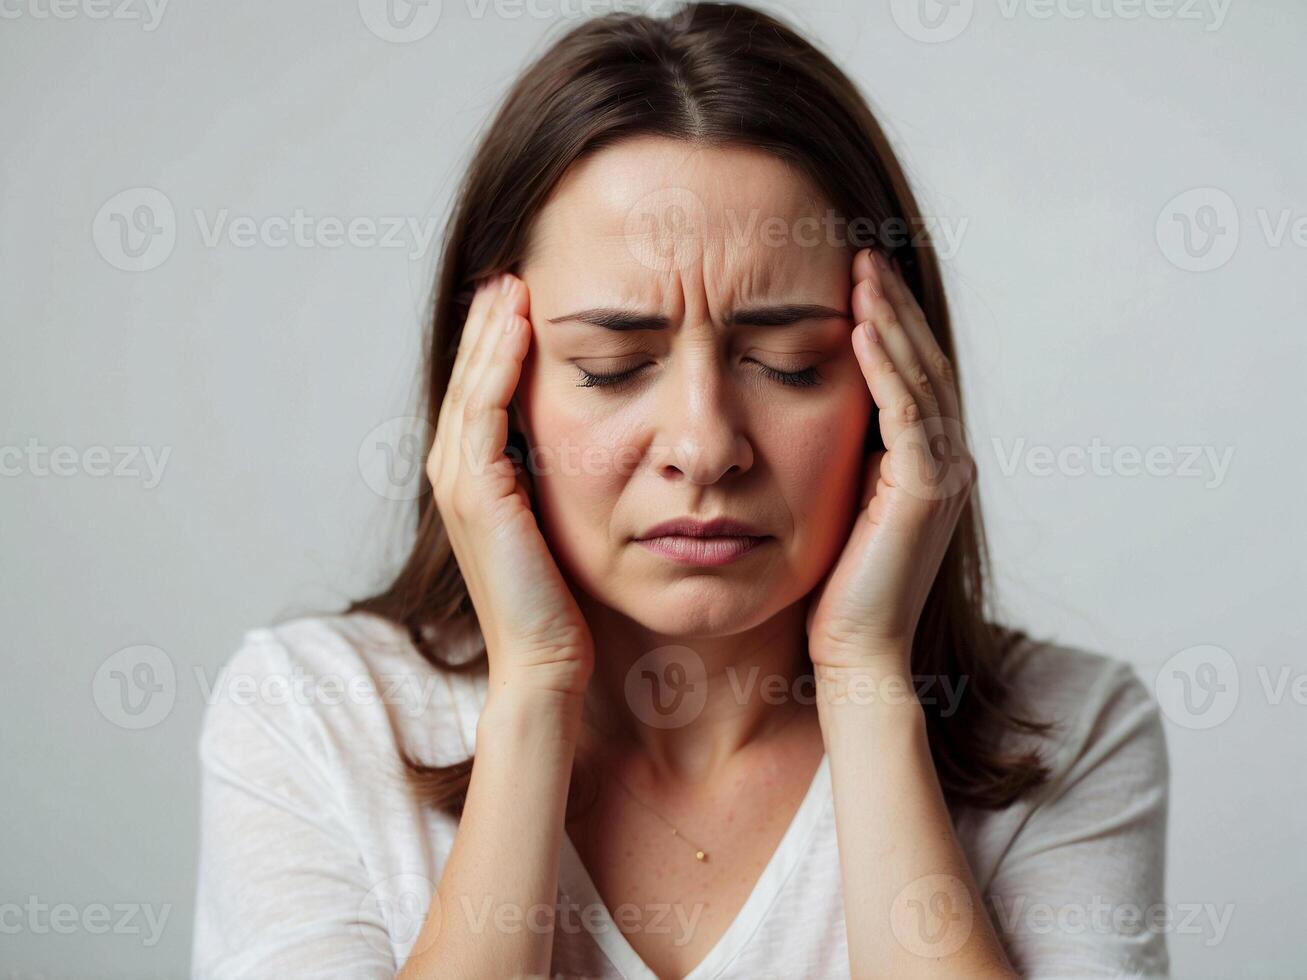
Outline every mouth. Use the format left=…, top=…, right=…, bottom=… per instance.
left=632, top=538, right=763, bottom=567
left=634, top=534, right=768, bottom=567
left=635, top=516, right=766, bottom=539
left=633, top=517, right=771, bottom=567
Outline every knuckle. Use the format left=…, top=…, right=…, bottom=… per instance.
left=961, top=445, right=977, bottom=474
left=906, top=364, right=931, bottom=392
left=461, top=395, right=484, bottom=423
left=932, top=351, right=955, bottom=386
left=895, top=395, right=922, bottom=426
left=446, top=486, right=475, bottom=525
left=431, top=477, right=453, bottom=515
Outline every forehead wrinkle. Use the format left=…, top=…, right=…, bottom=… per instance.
left=522, top=143, right=848, bottom=322
left=531, top=240, right=841, bottom=330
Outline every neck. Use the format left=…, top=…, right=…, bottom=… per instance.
left=577, top=595, right=813, bottom=782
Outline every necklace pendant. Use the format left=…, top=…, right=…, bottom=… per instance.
left=695, top=850, right=707, bottom=862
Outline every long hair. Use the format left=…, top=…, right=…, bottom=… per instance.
left=345, top=0, right=1050, bottom=815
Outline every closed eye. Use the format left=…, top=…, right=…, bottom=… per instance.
left=574, top=361, right=822, bottom=390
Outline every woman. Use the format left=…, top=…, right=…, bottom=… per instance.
left=191, top=4, right=1169, bottom=978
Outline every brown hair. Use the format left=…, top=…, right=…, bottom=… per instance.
left=345, top=0, right=1050, bottom=814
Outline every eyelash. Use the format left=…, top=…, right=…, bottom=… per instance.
left=575, top=362, right=822, bottom=390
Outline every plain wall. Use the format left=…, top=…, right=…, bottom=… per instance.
left=2, top=0, right=1302, bottom=976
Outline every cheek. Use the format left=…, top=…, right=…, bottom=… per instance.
left=519, top=345, right=649, bottom=485
left=518, top=377, right=635, bottom=588
left=764, top=387, right=871, bottom=561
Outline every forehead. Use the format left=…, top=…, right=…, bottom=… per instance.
left=521, top=135, right=847, bottom=296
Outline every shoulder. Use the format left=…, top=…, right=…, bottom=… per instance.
left=964, top=640, right=1172, bottom=977
left=999, top=635, right=1170, bottom=807
left=198, top=611, right=487, bottom=775
left=1003, top=637, right=1160, bottom=725
left=225, top=609, right=477, bottom=680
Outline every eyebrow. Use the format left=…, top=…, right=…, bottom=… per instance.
left=544, top=303, right=850, bottom=331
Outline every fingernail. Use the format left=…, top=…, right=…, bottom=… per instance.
left=874, top=250, right=890, bottom=272
left=499, top=273, right=514, bottom=295
left=862, top=321, right=879, bottom=344
left=864, top=277, right=883, bottom=301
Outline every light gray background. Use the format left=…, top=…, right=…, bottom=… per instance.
left=2, top=0, right=1302, bottom=977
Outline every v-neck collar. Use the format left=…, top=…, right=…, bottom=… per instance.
left=557, top=752, right=832, bottom=980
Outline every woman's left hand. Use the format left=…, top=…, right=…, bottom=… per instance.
left=805, top=247, right=976, bottom=675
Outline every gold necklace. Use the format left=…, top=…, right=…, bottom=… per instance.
left=606, top=701, right=808, bottom=865
left=610, top=776, right=713, bottom=862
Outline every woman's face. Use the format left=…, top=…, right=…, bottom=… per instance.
left=515, top=135, right=872, bottom=639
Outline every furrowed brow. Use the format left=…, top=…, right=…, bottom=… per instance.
left=546, top=303, right=848, bottom=331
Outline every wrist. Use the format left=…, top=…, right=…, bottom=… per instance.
left=812, top=661, right=926, bottom=725
left=478, top=675, right=587, bottom=747
left=812, top=656, right=914, bottom=697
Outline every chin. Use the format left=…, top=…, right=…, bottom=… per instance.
left=616, top=581, right=779, bottom=640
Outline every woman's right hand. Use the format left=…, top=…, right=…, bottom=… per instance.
left=427, top=271, right=594, bottom=698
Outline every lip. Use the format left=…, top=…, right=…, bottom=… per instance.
left=633, top=516, right=770, bottom=568
left=635, top=535, right=767, bottom=567
left=635, top=516, right=766, bottom=539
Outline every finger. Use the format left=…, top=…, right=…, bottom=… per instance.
left=432, top=275, right=507, bottom=494
left=461, top=302, right=532, bottom=507
left=466, top=273, right=525, bottom=387
left=856, top=268, right=943, bottom=430
left=456, top=274, right=524, bottom=472
left=853, top=321, right=968, bottom=506
left=852, top=248, right=959, bottom=423
left=850, top=245, right=877, bottom=308
left=850, top=319, right=925, bottom=484
left=454, top=274, right=531, bottom=500
left=877, top=252, right=960, bottom=421
left=854, top=252, right=954, bottom=481
left=435, top=274, right=510, bottom=460
left=860, top=448, right=885, bottom=511
left=450, top=273, right=511, bottom=398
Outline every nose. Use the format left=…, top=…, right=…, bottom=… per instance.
left=651, top=345, right=754, bottom=485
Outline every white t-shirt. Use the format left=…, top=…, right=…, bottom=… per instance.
left=190, top=612, right=1169, bottom=979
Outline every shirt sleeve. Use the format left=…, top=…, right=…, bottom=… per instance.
left=190, top=630, right=401, bottom=979
left=984, top=653, right=1171, bottom=979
